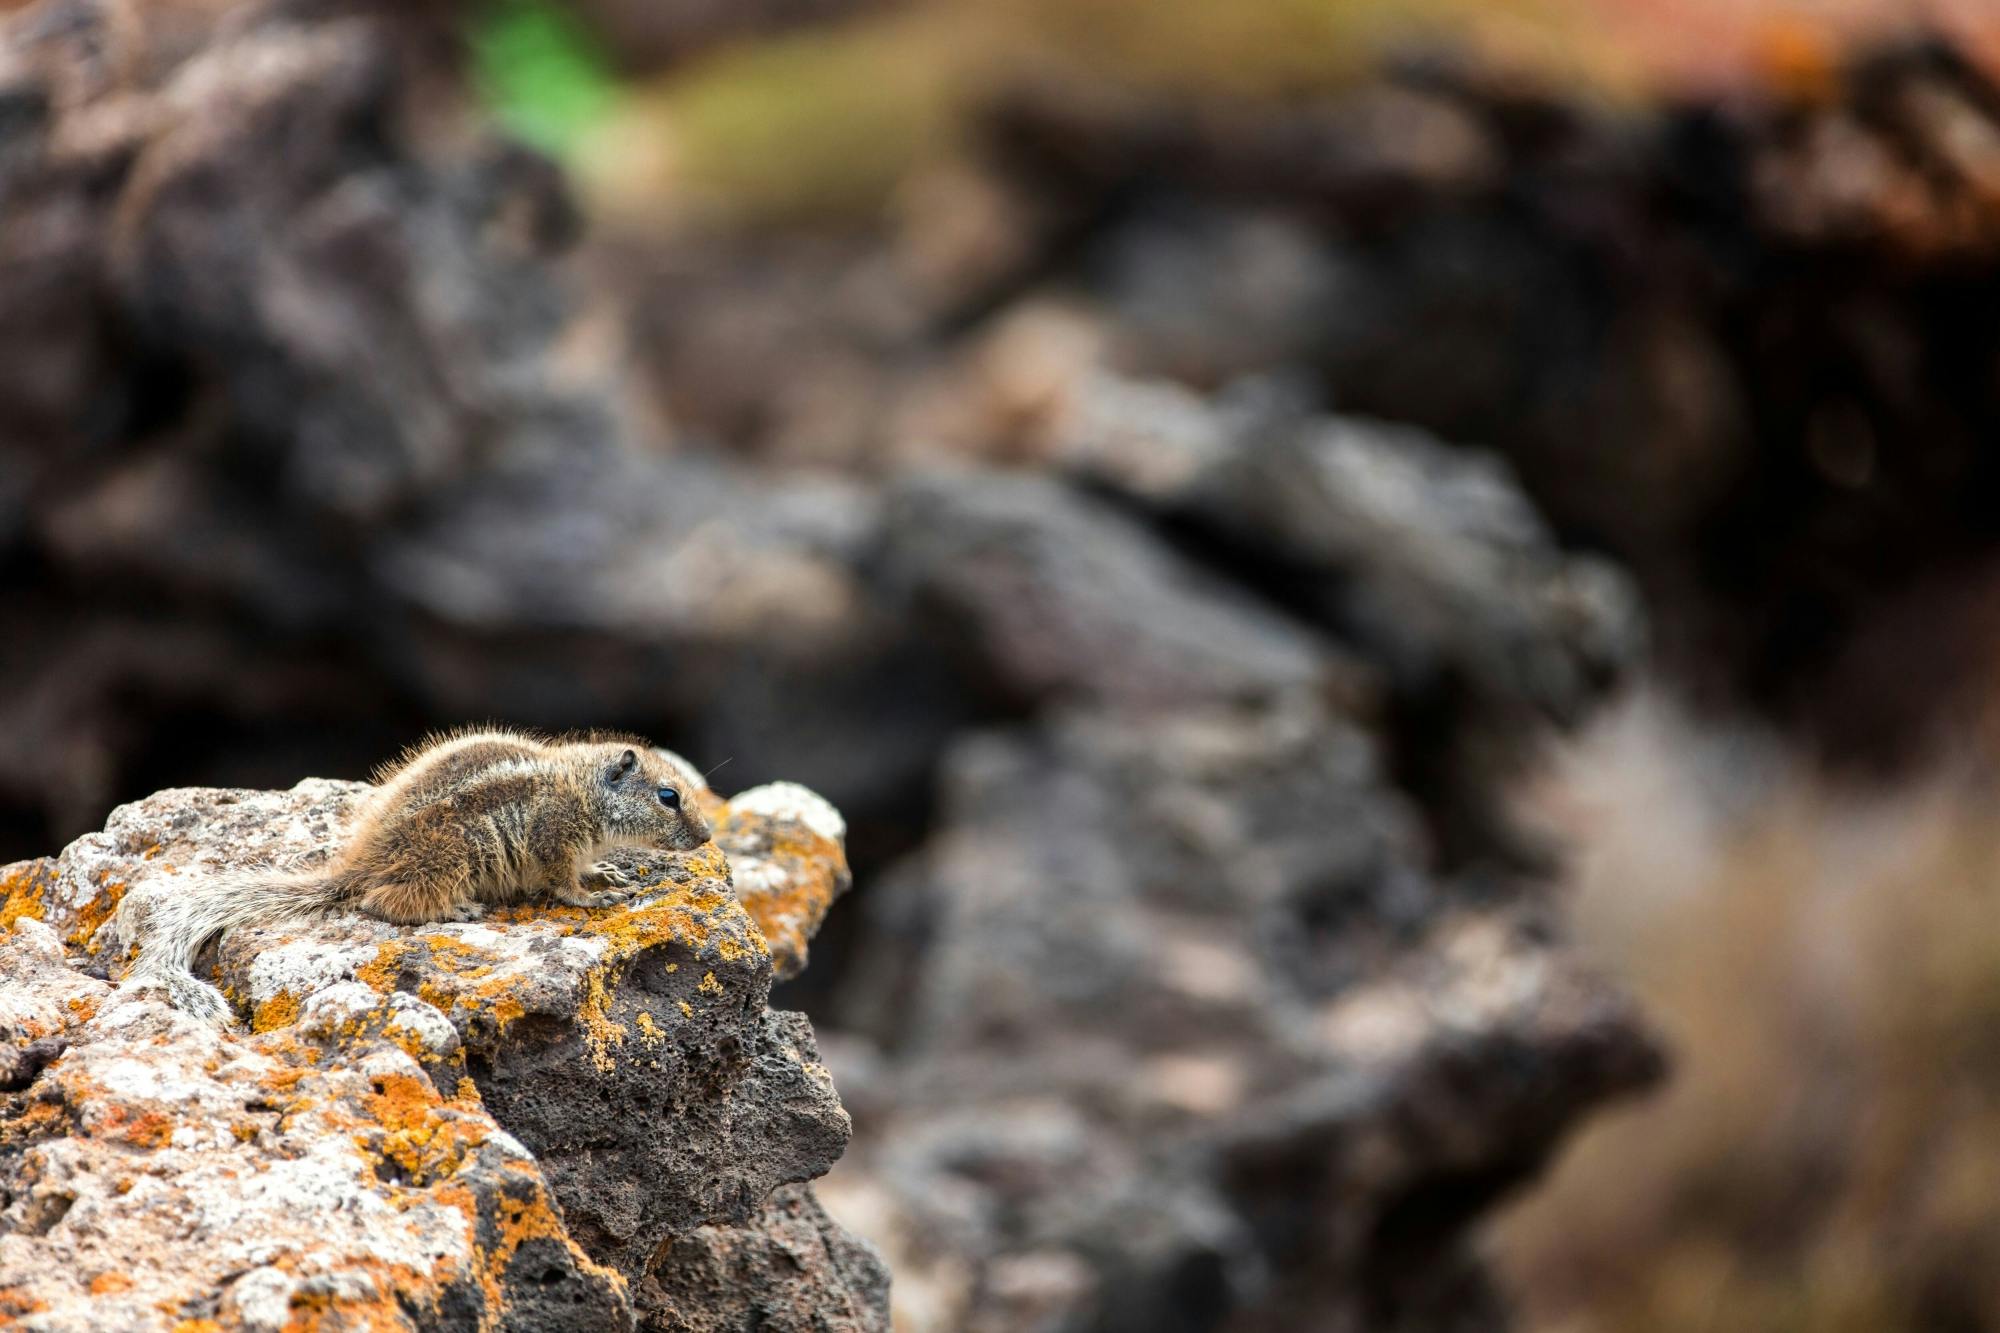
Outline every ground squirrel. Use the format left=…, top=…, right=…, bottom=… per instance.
left=113, top=728, right=713, bottom=1025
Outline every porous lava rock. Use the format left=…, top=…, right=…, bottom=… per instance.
left=0, top=764, right=884, bottom=1331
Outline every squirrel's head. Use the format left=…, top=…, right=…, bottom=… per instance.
left=592, top=744, right=712, bottom=851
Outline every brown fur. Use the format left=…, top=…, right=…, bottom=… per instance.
left=111, top=727, right=713, bottom=1025
left=332, top=727, right=711, bottom=923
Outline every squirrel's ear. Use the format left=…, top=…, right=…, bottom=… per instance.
left=618, top=749, right=638, bottom=774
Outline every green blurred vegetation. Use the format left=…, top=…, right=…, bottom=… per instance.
left=471, top=0, right=621, bottom=153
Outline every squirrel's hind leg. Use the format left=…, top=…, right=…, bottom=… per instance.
left=357, top=873, right=470, bottom=924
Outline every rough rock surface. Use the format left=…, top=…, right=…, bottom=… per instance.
left=637, top=1183, right=891, bottom=1333
left=0, top=767, right=883, bottom=1331
left=880, top=471, right=1347, bottom=713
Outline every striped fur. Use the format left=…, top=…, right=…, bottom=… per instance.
left=113, top=728, right=710, bottom=1025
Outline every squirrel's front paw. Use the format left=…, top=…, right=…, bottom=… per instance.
left=583, top=861, right=636, bottom=889
left=444, top=902, right=488, bottom=922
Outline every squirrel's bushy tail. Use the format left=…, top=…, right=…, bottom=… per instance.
left=112, top=870, right=338, bottom=1026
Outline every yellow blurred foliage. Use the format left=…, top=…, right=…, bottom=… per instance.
left=574, top=0, right=1585, bottom=224
left=1503, top=690, right=2000, bottom=1333
left=570, top=0, right=2000, bottom=225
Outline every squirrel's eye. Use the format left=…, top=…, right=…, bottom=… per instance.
left=657, top=787, right=680, bottom=810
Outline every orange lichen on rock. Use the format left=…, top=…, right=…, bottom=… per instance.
left=0, top=1098, right=71, bottom=1148
left=0, top=1286, right=49, bottom=1318
left=576, top=968, right=626, bottom=1071
left=714, top=807, right=849, bottom=980
left=482, top=994, right=526, bottom=1031
left=358, top=1071, right=486, bottom=1187
left=369, top=867, right=764, bottom=1064
left=424, top=1171, right=627, bottom=1329
left=95, top=1103, right=177, bottom=1149
left=488, top=1186, right=602, bottom=1283
left=578, top=881, right=733, bottom=955
left=0, top=859, right=53, bottom=930
left=354, top=939, right=417, bottom=994
left=65, top=878, right=124, bottom=952
left=253, top=989, right=302, bottom=1034
left=265, top=1248, right=452, bottom=1333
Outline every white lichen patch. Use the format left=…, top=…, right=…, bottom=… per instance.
left=729, top=781, right=847, bottom=844
left=296, top=984, right=461, bottom=1060
left=0, top=922, right=551, bottom=1330
left=731, top=858, right=790, bottom=898
left=0, top=919, right=76, bottom=1033
left=245, top=937, right=379, bottom=1006
left=431, top=922, right=507, bottom=949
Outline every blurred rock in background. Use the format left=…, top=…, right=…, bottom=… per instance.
left=612, top=26, right=2000, bottom=772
